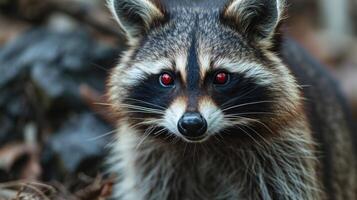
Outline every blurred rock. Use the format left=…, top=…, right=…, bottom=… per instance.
left=47, top=113, right=111, bottom=174
left=0, top=27, right=119, bottom=184
left=0, top=27, right=119, bottom=146
left=31, top=63, right=79, bottom=102
left=0, top=115, right=13, bottom=145
left=0, top=27, right=118, bottom=85
left=0, top=29, right=39, bottom=87
left=0, top=0, right=51, bottom=23
left=0, top=83, right=36, bottom=149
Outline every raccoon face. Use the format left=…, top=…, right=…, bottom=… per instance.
left=108, top=0, right=301, bottom=143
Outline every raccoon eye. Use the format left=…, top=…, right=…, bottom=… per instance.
left=159, top=73, right=174, bottom=87
left=214, top=72, right=229, bottom=85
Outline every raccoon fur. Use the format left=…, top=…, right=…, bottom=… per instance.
left=106, top=0, right=357, bottom=199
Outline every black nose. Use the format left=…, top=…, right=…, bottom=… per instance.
left=178, top=112, right=207, bottom=139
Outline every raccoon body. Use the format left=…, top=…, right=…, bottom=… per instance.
left=107, top=0, right=356, bottom=199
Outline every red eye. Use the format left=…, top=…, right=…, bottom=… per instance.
left=160, top=73, right=174, bottom=86
left=214, top=72, right=229, bottom=85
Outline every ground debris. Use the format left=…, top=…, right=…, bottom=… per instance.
left=0, top=26, right=118, bottom=199
left=0, top=175, right=114, bottom=200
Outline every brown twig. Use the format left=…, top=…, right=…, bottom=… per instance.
left=0, top=180, right=56, bottom=200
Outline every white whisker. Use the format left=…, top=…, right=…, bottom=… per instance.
left=222, top=100, right=278, bottom=112
left=87, top=129, right=117, bottom=141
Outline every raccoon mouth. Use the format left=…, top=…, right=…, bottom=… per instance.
left=181, top=135, right=209, bottom=143
left=144, top=126, right=210, bottom=143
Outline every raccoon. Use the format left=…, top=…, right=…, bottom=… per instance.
left=106, top=0, right=357, bottom=199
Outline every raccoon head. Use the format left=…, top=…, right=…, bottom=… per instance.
left=108, top=0, right=301, bottom=144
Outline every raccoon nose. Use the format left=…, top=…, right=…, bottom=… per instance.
left=178, top=112, right=207, bottom=139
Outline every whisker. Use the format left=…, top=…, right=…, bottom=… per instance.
left=130, top=117, right=162, bottom=121
left=153, top=128, right=166, bottom=136
left=233, top=116, right=276, bottom=136
left=222, top=100, right=278, bottom=112
left=119, top=108, right=163, bottom=115
left=136, top=125, right=158, bottom=150
left=240, top=124, right=270, bottom=145
left=221, top=86, right=260, bottom=107
left=225, top=112, right=276, bottom=117
left=247, top=119, right=275, bottom=136
left=129, top=119, right=163, bottom=130
left=298, top=84, right=311, bottom=88
left=95, top=100, right=165, bottom=110
left=91, top=63, right=109, bottom=72
left=94, top=102, right=113, bottom=106
left=182, top=142, right=188, bottom=157
left=87, top=129, right=117, bottom=141
left=120, top=104, right=164, bottom=111
left=225, top=116, right=272, bottom=145
left=225, top=115, right=257, bottom=122
left=123, top=98, right=166, bottom=109
left=210, top=100, right=270, bottom=118
left=171, top=136, right=181, bottom=145
left=233, top=125, right=264, bottom=148
left=121, top=110, right=163, bottom=115
left=95, top=102, right=164, bottom=114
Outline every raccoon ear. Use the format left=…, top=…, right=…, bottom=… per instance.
left=221, top=0, right=284, bottom=42
left=108, top=0, right=165, bottom=42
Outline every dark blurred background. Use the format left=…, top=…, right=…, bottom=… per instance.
left=0, top=0, right=356, bottom=199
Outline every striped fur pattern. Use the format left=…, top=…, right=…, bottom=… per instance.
left=106, top=0, right=355, bottom=199
left=108, top=118, right=319, bottom=200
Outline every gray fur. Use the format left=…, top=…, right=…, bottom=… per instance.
left=108, top=119, right=319, bottom=200
left=107, top=0, right=355, bottom=199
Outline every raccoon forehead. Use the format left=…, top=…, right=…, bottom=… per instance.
left=122, top=48, right=276, bottom=89
left=117, top=9, right=278, bottom=87
left=123, top=58, right=173, bottom=85
left=117, top=51, right=187, bottom=85
left=202, top=56, right=276, bottom=86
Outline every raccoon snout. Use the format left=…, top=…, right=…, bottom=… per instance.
left=178, top=112, right=207, bottom=140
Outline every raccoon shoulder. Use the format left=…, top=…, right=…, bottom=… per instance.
left=280, top=38, right=357, bottom=200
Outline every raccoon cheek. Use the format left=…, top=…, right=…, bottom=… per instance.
left=160, top=98, right=187, bottom=135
